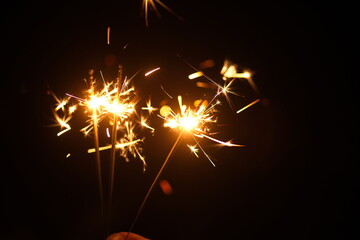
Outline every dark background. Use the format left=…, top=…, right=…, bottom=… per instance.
left=2, top=1, right=357, bottom=240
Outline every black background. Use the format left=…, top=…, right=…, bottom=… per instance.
left=2, top=1, right=357, bottom=240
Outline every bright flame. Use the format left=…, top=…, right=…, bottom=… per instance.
left=162, top=95, right=215, bottom=134
left=88, top=95, right=108, bottom=110
left=51, top=68, right=148, bottom=168
left=159, top=95, right=243, bottom=165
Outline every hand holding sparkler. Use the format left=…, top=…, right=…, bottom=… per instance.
left=127, top=94, right=244, bottom=235
left=107, top=232, right=150, bottom=240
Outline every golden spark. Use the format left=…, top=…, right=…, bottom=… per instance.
left=236, top=99, right=261, bottom=113
left=141, top=0, right=182, bottom=27
left=145, top=67, right=160, bottom=76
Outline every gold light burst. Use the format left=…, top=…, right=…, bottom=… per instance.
left=141, top=0, right=182, bottom=27
left=50, top=67, right=152, bottom=223
left=159, top=95, right=243, bottom=166
left=51, top=69, right=147, bottom=164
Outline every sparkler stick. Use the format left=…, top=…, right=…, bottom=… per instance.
left=92, top=105, right=104, bottom=218
left=88, top=70, right=105, bottom=224
left=51, top=66, right=148, bottom=238
left=108, top=65, right=123, bottom=229
left=126, top=132, right=183, bottom=239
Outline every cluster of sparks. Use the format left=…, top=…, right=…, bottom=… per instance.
left=51, top=68, right=150, bottom=166
left=51, top=59, right=260, bottom=175
left=187, top=58, right=261, bottom=114
left=49, top=2, right=263, bottom=239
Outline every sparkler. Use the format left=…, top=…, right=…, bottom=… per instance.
left=88, top=70, right=107, bottom=223
left=126, top=94, right=244, bottom=238
left=109, top=65, right=123, bottom=229
left=160, top=95, right=244, bottom=165
left=50, top=66, right=149, bottom=234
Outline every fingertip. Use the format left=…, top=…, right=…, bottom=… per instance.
left=106, top=232, right=124, bottom=240
left=119, top=232, right=128, bottom=238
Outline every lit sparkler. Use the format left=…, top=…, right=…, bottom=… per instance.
left=160, top=95, right=244, bottom=165
left=50, top=66, right=149, bottom=231
left=52, top=68, right=145, bottom=161
left=127, top=94, right=244, bottom=237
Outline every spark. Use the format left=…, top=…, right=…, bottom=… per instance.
left=176, top=55, right=246, bottom=110
left=182, top=57, right=261, bottom=113
left=50, top=91, right=70, bottom=112
left=236, top=99, right=261, bottom=113
left=201, top=134, right=244, bottom=147
left=53, top=111, right=72, bottom=136
left=220, top=59, right=248, bottom=79
left=51, top=68, right=150, bottom=232
left=141, top=0, right=182, bottom=27
left=160, top=85, right=173, bottom=99
left=221, top=64, right=251, bottom=79
left=140, top=116, right=155, bottom=133
left=87, top=139, right=142, bottom=153
left=49, top=93, right=74, bottom=136
left=188, top=71, right=204, bottom=80
left=187, top=144, right=199, bottom=158
left=195, top=81, right=216, bottom=89
left=117, top=121, right=146, bottom=169
left=221, top=59, right=259, bottom=94
left=141, top=98, right=158, bottom=114
left=55, top=98, right=69, bottom=111
left=208, top=78, right=241, bottom=110
left=145, top=67, right=160, bottom=76
left=107, top=26, right=110, bottom=45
